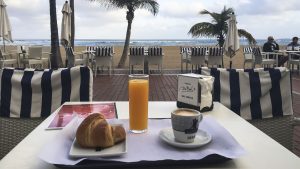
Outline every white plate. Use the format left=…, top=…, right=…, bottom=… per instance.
left=69, top=130, right=126, bottom=158
left=159, top=128, right=212, bottom=148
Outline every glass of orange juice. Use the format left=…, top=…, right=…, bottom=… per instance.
left=128, top=74, right=149, bottom=133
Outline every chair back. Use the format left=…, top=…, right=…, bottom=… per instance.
left=64, top=46, right=75, bottom=67
left=243, top=47, right=253, bottom=60
left=148, top=46, right=163, bottom=56
left=190, top=47, right=207, bottom=66
left=147, top=47, right=163, bottom=65
left=95, top=46, right=113, bottom=57
left=28, top=46, right=42, bottom=59
left=0, top=66, right=93, bottom=159
left=93, top=47, right=113, bottom=68
left=86, top=46, right=96, bottom=53
left=252, top=47, right=262, bottom=65
left=197, top=67, right=293, bottom=150
left=129, top=46, right=145, bottom=56
left=191, top=47, right=207, bottom=56
left=65, top=46, right=74, bottom=57
left=243, top=46, right=253, bottom=54
left=180, top=47, right=191, bottom=60
left=0, top=66, right=93, bottom=118
left=180, top=47, right=191, bottom=54
left=207, top=47, right=223, bottom=67
left=20, top=46, right=28, bottom=53
left=0, top=50, right=5, bottom=60
left=17, top=46, right=24, bottom=54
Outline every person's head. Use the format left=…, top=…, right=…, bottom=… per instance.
left=292, top=37, right=299, bottom=44
left=268, top=36, right=275, bottom=42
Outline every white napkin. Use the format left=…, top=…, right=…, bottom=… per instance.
left=39, top=117, right=245, bottom=165
left=199, top=76, right=214, bottom=110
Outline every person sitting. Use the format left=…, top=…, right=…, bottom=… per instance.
left=263, top=36, right=285, bottom=66
left=287, top=37, right=300, bottom=51
left=263, top=36, right=279, bottom=53
left=287, top=36, right=300, bottom=60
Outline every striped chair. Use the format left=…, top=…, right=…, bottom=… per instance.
left=147, top=46, right=163, bottom=74
left=0, top=66, right=93, bottom=159
left=21, top=46, right=43, bottom=69
left=190, top=47, right=207, bottom=71
left=252, top=47, right=278, bottom=68
left=197, top=67, right=295, bottom=150
left=0, top=49, right=19, bottom=69
left=85, top=46, right=96, bottom=62
left=129, top=46, right=145, bottom=74
left=92, top=46, right=114, bottom=76
left=180, top=47, right=191, bottom=73
left=65, top=46, right=87, bottom=67
left=207, top=47, right=224, bottom=68
left=243, top=46, right=253, bottom=68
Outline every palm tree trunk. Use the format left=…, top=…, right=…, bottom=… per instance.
left=118, top=11, right=134, bottom=68
left=70, top=0, right=75, bottom=49
left=49, top=0, right=62, bottom=68
left=218, top=34, right=225, bottom=47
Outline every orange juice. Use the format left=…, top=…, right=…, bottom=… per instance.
left=129, top=76, right=149, bottom=133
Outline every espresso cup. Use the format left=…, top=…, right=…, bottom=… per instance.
left=171, top=108, right=202, bottom=143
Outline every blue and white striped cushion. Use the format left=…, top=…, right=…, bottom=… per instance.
left=95, top=46, right=113, bottom=57
left=197, top=67, right=293, bottom=120
left=180, top=47, right=191, bottom=54
left=0, top=66, right=93, bottom=118
left=252, top=47, right=261, bottom=56
left=191, top=47, right=206, bottom=56
left=243, top=47, right=253, bottom=54
left=65, top=46, right=74, bottom=57
left=209, top=47, right=223, bottom=56
left=130, top=47, right=144, bottom=56
left=148, top=47, right=162, bottom=56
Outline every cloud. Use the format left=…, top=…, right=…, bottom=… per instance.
left=4, top=0, right=300, bottom=39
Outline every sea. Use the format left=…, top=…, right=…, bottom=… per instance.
left=5, top=38, right=292, bottom=47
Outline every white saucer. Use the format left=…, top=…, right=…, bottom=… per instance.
left=159, top=128, right=212, bottom=148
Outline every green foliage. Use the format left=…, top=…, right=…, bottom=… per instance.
left=189, top=6, right=256, bottom=47
left=88, top=0, right=159, bottom=15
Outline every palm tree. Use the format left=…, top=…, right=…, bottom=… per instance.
left=49, top=0, right=63, bottom=68
left=189, top=7, right=256, bottom=47
left=70, top=0, right=75, bottom=48
left=88, top=0, right=159, bottom=68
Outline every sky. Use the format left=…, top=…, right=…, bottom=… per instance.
left=6, top=0, right=300, bottom=40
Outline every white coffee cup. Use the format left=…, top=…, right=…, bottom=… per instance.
left=171, top=108, right=202, bottom=143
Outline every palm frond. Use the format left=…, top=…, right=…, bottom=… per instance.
left=134, top=0, right=159, bottom=15
left=199, top=9, right=211, bottom=15
left=188, top=22, right=217, bottom=38
left=87, top=0, right=130, bottom=9
left=238, top=29, right=257, bottom=45
left=88, top=0, right=159, bottom=14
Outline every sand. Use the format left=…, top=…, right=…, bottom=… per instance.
left=4, top=45, right=267, bottom=69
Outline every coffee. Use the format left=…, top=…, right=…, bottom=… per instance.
left=171, top=108, right=202, bottom=143
left=175, top=110, right=198, bottom=116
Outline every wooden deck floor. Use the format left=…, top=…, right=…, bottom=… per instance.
left=93, top=73, right=300, bottom=157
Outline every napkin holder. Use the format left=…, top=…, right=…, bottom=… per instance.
left=177, top=74, right=214, bottom=112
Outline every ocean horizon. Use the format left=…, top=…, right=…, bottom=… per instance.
left=4, top=38, right=292, bottom=47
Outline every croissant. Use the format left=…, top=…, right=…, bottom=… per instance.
left=76, top=113, right=126, bottom=148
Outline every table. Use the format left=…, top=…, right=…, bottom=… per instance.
left=274, top=50, right=300, bottom=67
left=0, top=101, right=300, bottom=169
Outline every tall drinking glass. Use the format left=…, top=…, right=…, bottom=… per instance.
left=128, top=74, right=149, bottom=133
